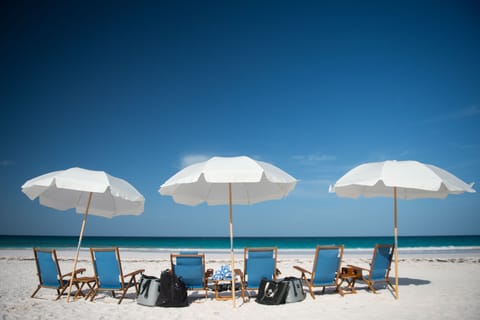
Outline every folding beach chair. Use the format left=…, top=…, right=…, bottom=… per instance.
left=90, top=247, right=144, bottom=304
left=293, top=245, right=344, bottom=298
left=170, top=252, right=208, bottom=299
left=31, top=248, right=85, bottom=300
left=236, top=247, right=278, bottom=299
left=348, top=244, right=395, bottom=294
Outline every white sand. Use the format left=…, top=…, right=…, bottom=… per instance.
left=1, top=248, right=479, bottom=320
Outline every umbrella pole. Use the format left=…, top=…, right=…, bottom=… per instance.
left=229, top=183, right=236, bottom=307
left=66, top=192, right=93, bottom=302
left=394, top=187, right=399, bottom=299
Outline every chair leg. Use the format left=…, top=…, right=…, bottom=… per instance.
left=133, top=277, right=140, bottom=293
left=127, top=277, right=137, bottom=294
left=31, top=286, right=41, bottom=298
left=118, top=277, right=136, bottom=303
left=118, top=290, right=127, bottom=304
left=306, top=281, right=315, bottom=299
left=56, top=286, right=69, bottom=300
left=299, top=273, right=314, bottom=299
left=239, top=282, right=246, bottom=302
left=117, top=278, right=139, bottom=304
left=335, top=280, right=344, bottom=297
left=90, top=289, right=97, bottom=302
left=386, top=278, right=393, bottom=289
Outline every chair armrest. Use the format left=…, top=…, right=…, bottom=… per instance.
left=124, top=269, right=145, bottom=278
left=234, top=269, right=244, bottom=276
left=62, top=268, right=86, bottom=278
left=275, top=268, right=282, bottom=277
left=205, top=268, right=214, bottom=279
left=234, top=269, right=245, bottom=282
left=293, top=265, right=312, bottom=276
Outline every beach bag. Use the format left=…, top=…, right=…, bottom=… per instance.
left=157, top=269, right=188, bottom=307
left=137, top=275, right=162, bottom=306
left=255, top=278, right=289, bottom=305
left=282, top=277, right=306, bottom=303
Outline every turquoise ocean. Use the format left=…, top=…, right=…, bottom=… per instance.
left=1, top=235, right=480, bottom=252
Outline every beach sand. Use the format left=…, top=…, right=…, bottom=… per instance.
left=1, top=248, right=479, bottom=320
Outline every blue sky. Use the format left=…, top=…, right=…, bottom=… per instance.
left=1, top=0, right=479, bottom=237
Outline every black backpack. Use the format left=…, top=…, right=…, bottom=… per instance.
left=156, top=269, right=188, bottom=307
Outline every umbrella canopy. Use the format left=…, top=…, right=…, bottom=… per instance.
left=22, top=167, right=145, bottom=301
left=22, top=167, right=145, bottom=216
left=330, top=160, right=475, bottom=200
left=330, top=160, right=475, bottom=299
left=160, top=156, right=296, bottom=205
left=159, top=156, right=297, bottom=306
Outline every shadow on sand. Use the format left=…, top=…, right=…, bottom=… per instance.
left=397, top=277, right=430, bottom=286
left=352, top=277, right=431, bottom=298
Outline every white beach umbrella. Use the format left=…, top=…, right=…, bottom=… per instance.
left=329, top=160, right=475, bottom=299
left=21, top=167, right=145, bottom=301
left=159, top=156, right=297, bottom=306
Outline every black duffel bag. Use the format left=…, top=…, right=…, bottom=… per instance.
left=255, top=278, right=289, bottom=305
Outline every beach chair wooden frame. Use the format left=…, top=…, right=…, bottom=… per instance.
left=293, top=245, right=344, bottom=299
left=236, top=247, right=278, bottom=300
left=31, top=248, right=86, bottom=300
left=89, top=247, right=144, bottom=304
left=170, top=252, right=208, bottom=299
left=348, top=244, right=395, bottom=294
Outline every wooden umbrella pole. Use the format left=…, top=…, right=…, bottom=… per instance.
left=394, top=187, right=399, bottom=300
left=66, top=192, right=93, bottom=302
left=229, top=183, right=236, bottom=307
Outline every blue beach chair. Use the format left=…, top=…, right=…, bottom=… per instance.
left=293, top=245, right=344, bottom=298
left=31, top=248, right=86, bottom=300
left=348, top=244, right=395, bottom=294
left=237, top=247, right=278, bottom=298
left=89, top=247, right=144, bottom=304
left=170, top=252, right=208, bottom=298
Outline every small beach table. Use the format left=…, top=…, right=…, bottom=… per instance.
left=72, top=276, right=97, bottom=300
left=337, top=266, right=361, bottom=295
left=209, top=273, right=245, bottom=302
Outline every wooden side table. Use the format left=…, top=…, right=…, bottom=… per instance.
left=211, top=279, right=234, bottom=301
left=337, top=266, right=361, bottom=296
left=72, top=276, right=97, bottom=300
left=209, top=277, right=245, bottom=302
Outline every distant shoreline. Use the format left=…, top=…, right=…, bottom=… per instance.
left=2, top=235, right=480, bottom=250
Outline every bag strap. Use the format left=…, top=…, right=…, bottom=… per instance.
left=140, top=279, right=151, bottom=297
left=291, top=279, right=297, bottom=296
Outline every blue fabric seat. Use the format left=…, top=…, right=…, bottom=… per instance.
left=171, top=253, right=207, bottom=298
left=90, top=247, right=144, bottom=304
left=31, top=248, right=85, bottom=300
left=294, top=245, right=344, bottom=298
left=236, top=247, right=278, bottom=301
left=244, top=249, right=277, bottom=289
